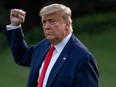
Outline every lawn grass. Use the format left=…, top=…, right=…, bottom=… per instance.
left=77, top=29, right=116, bottom=87
left=0, top=48, right=29, bottom=87
left=0, top=29, right=116, bottom=87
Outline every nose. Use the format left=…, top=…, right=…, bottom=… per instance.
left=44, top=21, right=51, bottom=29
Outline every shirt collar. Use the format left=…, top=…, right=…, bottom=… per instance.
left=54, top=33, right=72, bottom=53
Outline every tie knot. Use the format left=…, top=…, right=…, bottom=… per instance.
left=50, top=45, right=55, bottom=52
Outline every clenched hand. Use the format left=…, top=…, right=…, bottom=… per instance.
left=10, top=9, right=26, bottom=26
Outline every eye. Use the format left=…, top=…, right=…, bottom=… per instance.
left=42, top=20, right=46, bottom=26
left=49, top=19, right=56, bottom=25
left=42, top=20, right=46, bottom=24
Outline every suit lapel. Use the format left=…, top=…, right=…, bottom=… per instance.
left=28, top=41, right=51, bottom=86
left=35, top=44, right=51, bottom=74
left=46, top=50, right=70, bottom=87
left=46, top=34, right=75, bottom=87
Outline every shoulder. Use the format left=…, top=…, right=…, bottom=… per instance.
left=70, top=34, right=95, bottom=61
left=33, top=38, right=50, bottom=49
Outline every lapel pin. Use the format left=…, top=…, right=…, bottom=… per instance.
left=63, top=57, right=66, bottom=61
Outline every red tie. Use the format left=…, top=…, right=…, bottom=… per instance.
left=37, top=45, right=55, bottom=87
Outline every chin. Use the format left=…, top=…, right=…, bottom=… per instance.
left=47, top=36, right=54, bottom=41
left=46, top=37, right=57, bottom=44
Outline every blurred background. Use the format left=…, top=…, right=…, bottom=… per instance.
left=0, top=0, right=116, bottom=87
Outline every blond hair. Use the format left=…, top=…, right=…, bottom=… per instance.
left=39, top=3, right=73, bottom=32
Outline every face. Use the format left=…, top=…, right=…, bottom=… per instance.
left=41, top=12, right=69, bottom=45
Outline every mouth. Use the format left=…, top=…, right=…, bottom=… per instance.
left=45, top=31, right=53, bottom=36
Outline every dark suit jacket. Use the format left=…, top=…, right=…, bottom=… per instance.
left=4, top=28, right=99, bottom=87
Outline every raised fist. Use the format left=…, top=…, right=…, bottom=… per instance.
left=10, top=9, right=26, bottom=26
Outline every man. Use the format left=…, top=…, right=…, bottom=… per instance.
left=4, top=3, right=99, bottom=87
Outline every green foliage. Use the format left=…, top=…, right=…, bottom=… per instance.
left=0, top=7, right=9, bottom=28
left=25, top=27, right=44, bottom=45
left=0, top=32, right=8, bottom=48
left=73, top=12, right=116, bottom=34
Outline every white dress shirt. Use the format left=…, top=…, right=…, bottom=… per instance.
left=6, top=25, right=21, bottom=30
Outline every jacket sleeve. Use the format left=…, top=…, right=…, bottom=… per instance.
left=4, top=27, right=35, bottom=67
left=75, top=53, right=99, bottom=87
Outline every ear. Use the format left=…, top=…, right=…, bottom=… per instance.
left=65, top=22, right=70, bottom=30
